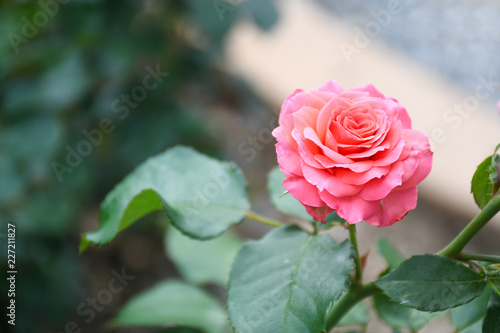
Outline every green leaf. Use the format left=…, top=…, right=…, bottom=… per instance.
left=81, top=146, right=250, bottom=251
left=165, top=226, right=243, bottom=285
left=267, top=166, right=312, bottom=221
left=483, top=290, right=500, bottom=333
left=243, top=0, right=279, bottom=31
left=337, top=302, right=369, bottom=326
left=227, top=225, right=354, bottom=333
left=375, top=254, right=487, bottom=311
left=451, top=285, right=491, bottom=330
left=471, top=145, right=500, bottom=209
left=323, top=211, right=348, bottom=228
left=110, top=281, right=227, bottom=333
left=472, top=156, right=495, bottom=209
left=187, top=0, right=236, bottom=42
left=374, top=294, right=445, bottom=330
left=157, top=329, right=203, bottom=333
left=376, top=238, right=405, bottom=271
left=461, top=319, right=483, bottom=333
left=0, top=152, right=24, bottom=202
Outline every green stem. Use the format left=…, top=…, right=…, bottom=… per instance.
left=349, top=224, right=363, bottom=283
left=245, top=211, right=283, bottom=228
left=456, top=253, right=500, bottom=263
left=437, top=195, right=500, bottom=257
left=312, top=221, right=319, bottom=235
left=325, top=283, right=380, bottom=331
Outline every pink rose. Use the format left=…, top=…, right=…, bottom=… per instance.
left=272, top=81, right=433, bottom=226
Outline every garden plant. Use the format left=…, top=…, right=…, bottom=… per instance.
left=81, top=81, right=500, bottom=333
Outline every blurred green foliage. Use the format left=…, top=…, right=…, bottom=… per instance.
left=0, top=0, right=277, bottom=332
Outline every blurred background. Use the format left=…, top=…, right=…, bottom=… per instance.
left=0, top=0, right=499, bottom=332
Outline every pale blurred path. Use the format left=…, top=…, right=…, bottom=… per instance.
left=225, top=0, right=500, bottom=224
left=314, top=0, right=500, bottom=106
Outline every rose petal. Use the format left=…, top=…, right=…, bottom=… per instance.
left=337, top=90, right=370, bottom=100
left=373, top=139, right=406, bottom=166
left=317, top=96, right=352, bottom=141
left=320, top=186, right=418, bottom=226
left=319, top=190, right=379, bottom=224
left=336, top=165, right=391, bottom=185
left=398, top=129, right=433, bottom=189
left=400, top=152, right=433, bottom=189
left=392, top=99, right=412, bottom=129
left=279, top=90, right=326, bottom=150
left=292, top=129, right=324, bottom=169
left=302, top=162, right=361, bottom=197
left=367, top=187, right=418, bottom=227
left=317, top=80, right=345, bottom=93
left=293, top=106, right=320, bottom=136
left=314, top=157, right=375, bottom=172
left=282, top=176, right=324, bottom=207
left=303, top=127, right=351, bottom=164
left=275, top=142, right=303, bottom=177
left=356, top=161, right=406, bottom=200
left=403, top=129, right=432, bottom=153
left=305, top=205, right=334, bottom=223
